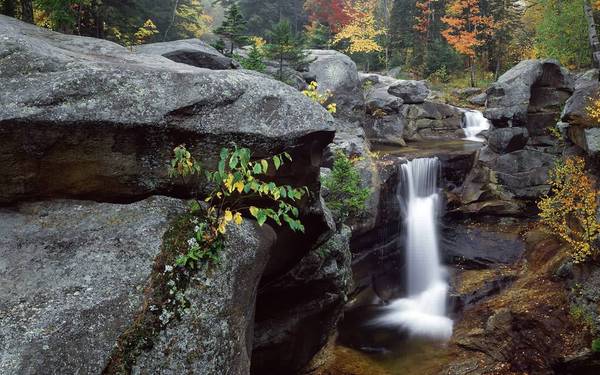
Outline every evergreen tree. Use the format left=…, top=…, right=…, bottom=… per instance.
left=388, top=0, right=417, bottom=67
left=216, top=2, right=248, bottom=56
left=265, top=19, right=307, bottom=81
left=240, top=44, right=266, bottom=72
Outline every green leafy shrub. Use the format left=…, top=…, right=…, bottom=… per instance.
left=592, top=338, right=600, bottom=352
left=322, top=150, right=371, bottom=223
left=168, top=144, right=307, bottom=269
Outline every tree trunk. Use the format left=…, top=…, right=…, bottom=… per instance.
left=469, top=57, right=476, bottom=87
left=164, top=0, right=180, bottom=42
left=21, top=0, right=34, bottom=23
left=1, top=0, right=17, bottom=17
left=584, top=0, right=600, bottom=69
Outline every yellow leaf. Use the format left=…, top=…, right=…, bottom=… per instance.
left=233, top=212, right=243, bottom=225
left=224, top=209, right=233, bottom=222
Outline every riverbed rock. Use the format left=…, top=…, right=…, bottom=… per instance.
left=388, top=79, right=430, bottom=104
left=487, top=127, right=529, bottom=154
left=0, top=197, right=276, bottom=374
left=401, top=101, right=464, bottom=141
left=134, top=39, right=239, bottom=69
left=307, top=49, right=365, bottom=121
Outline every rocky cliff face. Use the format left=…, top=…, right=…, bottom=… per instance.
left=455, top=60, right=574, bottom=215
left=0, top=15, right=343, bottom=375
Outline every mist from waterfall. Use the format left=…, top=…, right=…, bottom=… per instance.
left=463, top=110, right=491, bottom=142
left=373, top=158, right=453, bottom=341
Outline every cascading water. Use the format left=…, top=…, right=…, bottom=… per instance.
left=462, top=110, right=491, bottom=142
left=373, top=158, right=453, bottom=341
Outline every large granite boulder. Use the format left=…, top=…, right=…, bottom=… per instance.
left=387, top=79, right=430, bottom=104
left=306, top=49, right=365, bottom=121
left=0, top=16, right=344, bottom=374
left=485, top=59, right=574, bottom=129
left=134, top=39, right=239, bottom=69
left=0, top=15, right=334, bottom=207
left=0, top=197, right=275, bottom=374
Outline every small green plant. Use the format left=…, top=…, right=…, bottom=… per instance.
left=428, top=66, right=450, bottom=84
left=322, top=150, right=371, bottom=223
left=168, top=144, right=307, bottom=269
left=592, top=338, right=600, bottom=352
left=570, top=304, right=596, bottom=332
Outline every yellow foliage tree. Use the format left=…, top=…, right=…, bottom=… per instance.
left=538, top=157, right=600, bottom=263
left=332, top=0, right=385, bottom=69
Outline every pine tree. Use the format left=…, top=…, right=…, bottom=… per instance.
left=240, top=43, right=266, bottom=72
left=216, top=2, right=248, bottom=56
left=265, top=19, right=307, bottom=81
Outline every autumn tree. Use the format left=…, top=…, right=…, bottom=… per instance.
left=332, top=0, right=385, bottom=71
left=538, top=157, right=600, bottom=263
left=442, top=0, right=495, bottom=87
left=304, top=0, right=350, bottom=33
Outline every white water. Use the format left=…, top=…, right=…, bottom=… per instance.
left=373, top=158, right=453, bottom=341
left=462, top=110, right=491, bottom=142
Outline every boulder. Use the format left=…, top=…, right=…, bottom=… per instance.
left=485, top=59, right=574, bottom=127
left=387, top=79, right=430, bottom=104
left=401, top=101, right=464, bottom=141
left=0, top=15, right=334, bottom=207
left=488, top=127, right=529, bottom=154
left=468, top=92, right=487, bottom=106
left=0, top=197, right=275, bottom=374
left=562, top=78, right=600, bottom=126
left=134, top=39, right=239, bottom=69
left=492, top=149, right=556, bottom=199
left=568, top=126, right=600, bottom=155
left=307, top=49, right=365, bottom=121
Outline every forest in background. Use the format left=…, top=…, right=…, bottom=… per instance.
left=2, top=0, right=599, bottom=88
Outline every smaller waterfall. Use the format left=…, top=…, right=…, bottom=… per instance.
left=462, top=110, right=491, bottom=142
left=373, top=158, right=453, bottom=341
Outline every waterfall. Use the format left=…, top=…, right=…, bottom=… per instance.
left=462, top=110, right=490, bottom=142
left=373, top=158, right=453, bottom=341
